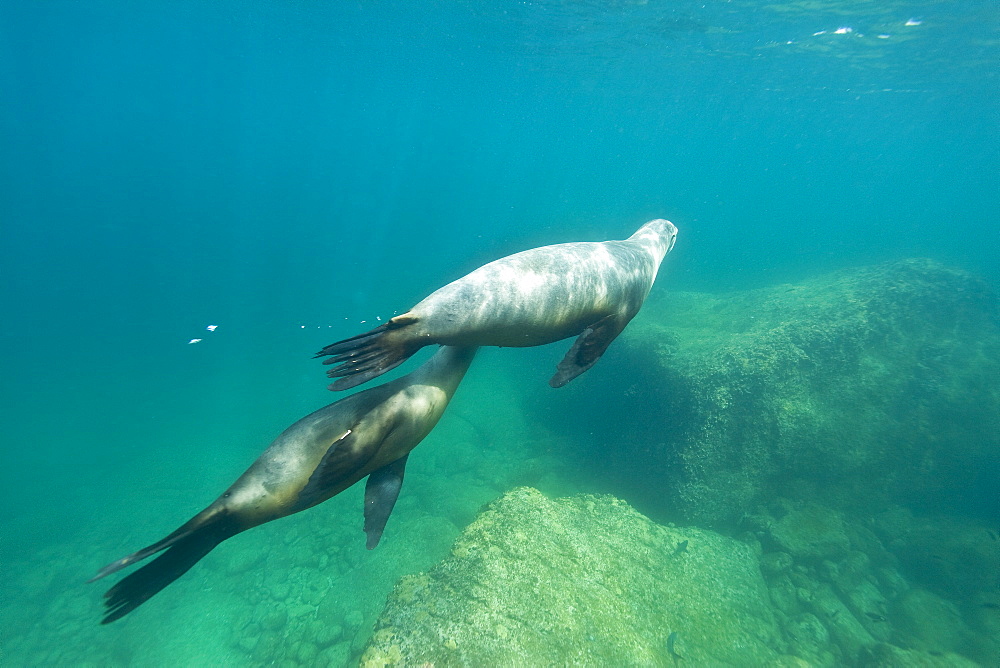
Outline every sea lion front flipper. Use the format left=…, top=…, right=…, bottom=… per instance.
left=315, top=314, right=421, bottom=391
left=363, top=454, right=409, bottom=549
left=296, top=428, right=359, bottom=509
left=549, top=314, right=624, bottom=388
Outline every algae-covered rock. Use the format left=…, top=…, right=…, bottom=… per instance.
left=892, top=588, right=973, bottom=654
left=871, top=509, right=1000, bottom=601
left=747, top=497, right=1000, bottom=666
left=769, top=503, right=850, bottom=561
left=857, top=642, right=980, bottom=667
left=360, top=487, right=784, bottom=666
left=784, top=612, right=833, bottom=665
left=536, top=259, right=1000, bottom=526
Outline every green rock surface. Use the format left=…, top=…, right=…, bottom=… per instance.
left=536, top=259, right=1000, bottom=526
left=769, top=503, right=851, bottom=560
left=360, top=487, right=788, bottom=666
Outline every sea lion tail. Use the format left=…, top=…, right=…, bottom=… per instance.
left=314, top=314, right=420, bottom=391
left=94, top=514, right=239, bottom=624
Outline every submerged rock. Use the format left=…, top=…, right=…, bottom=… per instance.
left=535, top=259, right=1000, bottom=526
left=360, top=487, right=786, bottom=666
left=857, top=642, right=980, bottom=667
left=872, top=509, right=1000, bottom=601
left=769, top=503, right=851, bottom=561
left=893, top=588, right=973, bottom=654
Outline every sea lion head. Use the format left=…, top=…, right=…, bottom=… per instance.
left=630, top=219, right=678, bottom=260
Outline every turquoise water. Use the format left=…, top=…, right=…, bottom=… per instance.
left=1, top=1, right=997, bottom=665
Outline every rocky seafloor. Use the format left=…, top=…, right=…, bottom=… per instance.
left=4, top=258, right=997, bottom=666
left=538, top=258, right=999, bottom=528
left=361, top=488, right=996, bottom=666
left=362, top=258, right=1000, bottom=666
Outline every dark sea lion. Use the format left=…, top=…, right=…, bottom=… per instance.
left=317, top=218, right=678, bottom=391
left=88, top=345, right=477, bottom=624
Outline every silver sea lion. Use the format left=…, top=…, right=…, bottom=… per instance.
left=316, top=219, right=678, bottom=390
left=89, top=345, right=477, bottom=623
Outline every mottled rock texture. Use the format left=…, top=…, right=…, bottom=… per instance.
left=536, top=259, right=1000, bottom=525
left=360, top=487, right=788, bottom=666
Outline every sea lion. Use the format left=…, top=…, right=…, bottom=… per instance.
left=316, top=218, right=678, bottom=391
left=88, top=345, right=477, bottom=624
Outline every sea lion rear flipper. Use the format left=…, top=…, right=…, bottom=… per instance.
left=363, top=454, right=409, bottom=549
left=99, top=516, right=238, bottom=624
left=87, top=505, right=225, bottom=583
left=549, top=314, right=623, bottom=388
left=315, top=314, right=420, bottom=391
